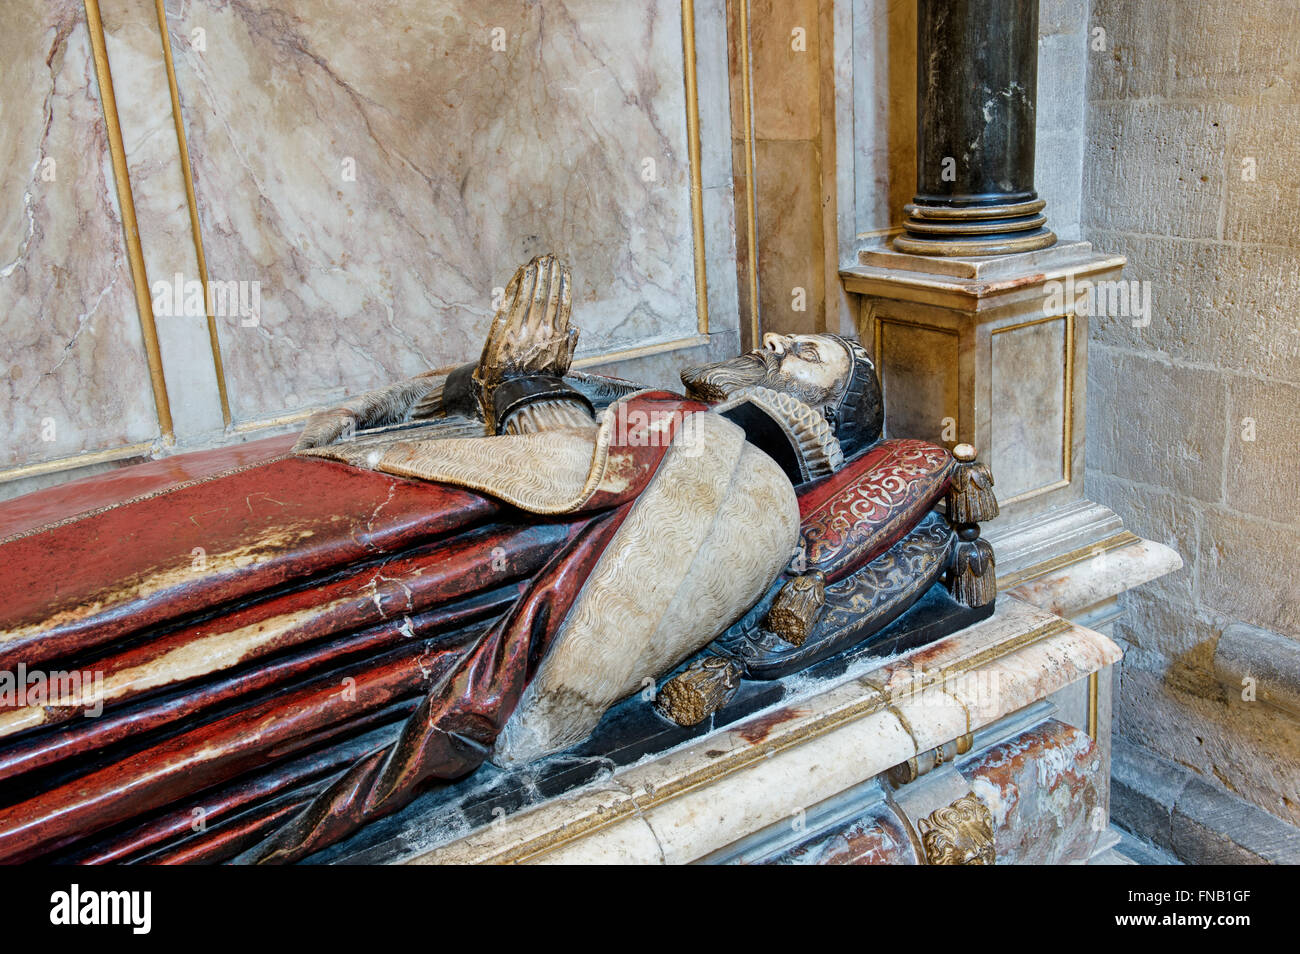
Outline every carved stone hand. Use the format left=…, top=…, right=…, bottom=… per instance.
left=472, top=253, right=577, bottom=428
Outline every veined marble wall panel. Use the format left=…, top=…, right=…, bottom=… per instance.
left=163, top=0, right=702, bottom=424
left=848, top=0, right=915, bottom=245
left=990, top=316, right=1068, bottom=500
left=876, top=319, right=957, bottom=445
left=694, top=0, right=741, bottom=343
left=0, top=2, right=160, bottom=471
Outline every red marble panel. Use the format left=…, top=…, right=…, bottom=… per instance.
left=0, top=434, right=296, bottom=540
left=0, top=457, right=498, bottom=670
left=958, top=718, right=1105, bottom=864
left=759, top=802, right=922, bottom=865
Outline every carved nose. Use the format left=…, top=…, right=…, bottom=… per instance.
left=763, top=333, right=791, bottom=355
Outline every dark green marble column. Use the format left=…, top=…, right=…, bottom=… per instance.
left=895, top=0, right=1056, bottom=256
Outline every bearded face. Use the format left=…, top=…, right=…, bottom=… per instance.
left=681, top=334, right=853, bottom=411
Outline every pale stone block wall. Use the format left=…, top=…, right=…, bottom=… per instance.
left=1082, top=0, right=1300, bottom=826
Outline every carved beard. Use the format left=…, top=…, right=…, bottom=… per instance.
left=681, top=350, right=839, bottom=409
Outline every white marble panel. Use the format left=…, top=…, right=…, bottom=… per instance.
left=877, top=319, right=959, bottom=444
left=991, top=316, right=1067, bottom=499
left=164, top=0, right=703, bottom=422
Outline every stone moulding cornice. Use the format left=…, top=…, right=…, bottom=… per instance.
left=998, top=531, right=1184, bottom=626
left=839, top=246, right=1128, bottom=314
left=404, top=596, right=1119, bottom=865
left=995, top=530, right=1142, bottom=592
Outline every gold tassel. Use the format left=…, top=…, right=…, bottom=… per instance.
left=947, top=536, right=997, bottom=608
left=947, top=443, right=999, bottom=524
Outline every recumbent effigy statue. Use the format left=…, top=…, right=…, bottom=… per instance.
left=0, top=254, right=998, bottom=863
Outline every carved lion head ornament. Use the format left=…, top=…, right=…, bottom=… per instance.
left=916, top=793, right=996, bottom=865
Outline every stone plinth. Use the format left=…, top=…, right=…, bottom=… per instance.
left=840, top=241, right=1184, bottom=857
left=842, top=240, right=1124, bottom=529
left=837, top=237, right=1182, bottom=633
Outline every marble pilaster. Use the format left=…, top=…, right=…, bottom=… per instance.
left=101, top=0, right=227, bottom=442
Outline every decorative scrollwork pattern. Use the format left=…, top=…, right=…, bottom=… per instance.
left=799, top=440, right=952, bottom=581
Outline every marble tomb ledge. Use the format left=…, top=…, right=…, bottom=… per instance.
left=398, top=595, right=1119, bottom=865
left=988, top=499, right=1183, bottom=630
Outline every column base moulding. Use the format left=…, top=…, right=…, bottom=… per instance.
left=895, top=200, right=1056, bottom=257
